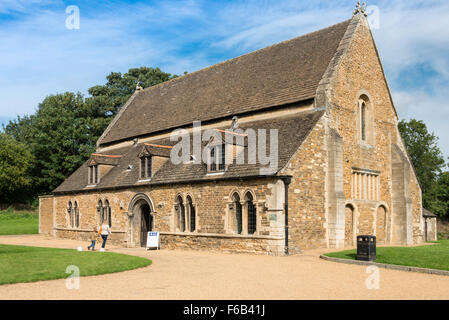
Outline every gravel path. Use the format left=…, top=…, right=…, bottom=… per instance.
left=0, top=235, right=448, bottom=300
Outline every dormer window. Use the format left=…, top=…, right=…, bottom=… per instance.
left=208, top=144, right=225, bottom=172
left=89, top=165, right=99, bottom=185
left=140, top=155, right=152, bottom=179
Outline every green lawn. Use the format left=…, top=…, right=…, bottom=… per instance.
left=325, top=240, right=449, bottom=271
left=0, top=208, right=39, bottom=235
left=0, top=244, right=151, bottom=285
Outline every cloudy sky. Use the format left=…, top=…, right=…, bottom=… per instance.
left=0, top=0, right=448, bottom=158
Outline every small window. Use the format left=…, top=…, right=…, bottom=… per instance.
left=89, top=165, right=98, bottom=185
left=94, top=165, right=99, bottom=184
left=74, top=201, right=79, bottom=228
left=97, top=200, right=103, bottom=224
left=67, top=201, right=72, bottom=228
left=209, top=148, right=216, bottom=171
left=104, top=200, right=111, bottom=227
left=361, top=101, right=366, bottom=141
left=208, top=145, right=226, bottom=172
left=245, top=192, right=257, bottom=234
left=232, top=193, right=242, bottom=234
left=187, top=196, right=196, bottom=232
left=175, top=195, right=185, bottom=232
left=140, top=156, right=152, bottom=179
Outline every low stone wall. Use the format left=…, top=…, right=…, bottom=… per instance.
left=160, top=232, right=284, bottom=255
left=52, top=228, right=284, bottom=255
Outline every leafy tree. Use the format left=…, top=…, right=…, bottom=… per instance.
left=84, top=66, right=177, bottom=144
left=3, top=66, right=177, bottom=197
left=0, top=133, right=33, bottom=202
left=398, top=119, right=447, bottom=214
left=5, top=92, right=92, bottom=195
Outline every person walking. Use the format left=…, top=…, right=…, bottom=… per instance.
left=87, top=226, right=97, bottom=251
left=98, top=222, right=112, bottom=250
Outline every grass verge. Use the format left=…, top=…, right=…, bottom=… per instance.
left=324, top=240, right=449, bottom=271
left=0, top=208, right=39, bottom=235
left=0, top=244, right=151, bottom=285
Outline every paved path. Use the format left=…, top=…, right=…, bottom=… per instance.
left=1, top=235, right=449, bottom=300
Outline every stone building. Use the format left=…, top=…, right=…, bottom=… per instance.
left=39, top=12, right=425, bottom=255
left=423, top=209, right=437, bottom=242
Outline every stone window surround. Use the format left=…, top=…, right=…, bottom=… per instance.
left=173, top=193, right=198, bottom=233
left=139, top=155, right=152, bottom=180
left=355, top=90, right=375, bottom=147
left=225, top=189, right=262, bottom=236
left=207, top=143, right=226, bottom=173
left=88, top=164, right=99, bottom=186
left=66, top=200, right=80, bottom=230
left=97, top=198, right=112, bottom=227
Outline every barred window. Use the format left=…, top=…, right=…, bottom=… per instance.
left=187, top=196, right=196, bottom=232
left=246, top=192, right=257, bottom=234
left=232, top=193, right=242, bottom=234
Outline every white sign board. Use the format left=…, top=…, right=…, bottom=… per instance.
left=146, top=231, right=160, bottom=250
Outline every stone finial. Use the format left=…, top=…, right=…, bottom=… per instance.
left=353, top=1, right=367, bottom=17
left=136, top=82, right=143, bottom=91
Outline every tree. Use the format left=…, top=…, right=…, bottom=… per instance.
left=398, top=119, right=447, bottom=214
left=84, top=66, right=177, bottom=144
left=5, top=92, right=92, bottom=195
left=0, top=133, right=33, bottom=202
left=3, top=66, right=177, bottom=197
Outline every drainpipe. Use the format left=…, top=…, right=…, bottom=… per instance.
left=280, top=176, right=292, bottom=255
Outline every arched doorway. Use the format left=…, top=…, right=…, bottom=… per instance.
left=128, top=193, right=154, bottom=247
left=376, top=206, right=387, bottom=244
left=140, top=203, right=153, bottom=247
left=345, top=204, right=355, bottom=247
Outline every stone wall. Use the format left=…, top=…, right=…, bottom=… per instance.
left=279, top=115, right=328, bottom=252
left=39, top=196, right=54, bottom=235
left=49, top=177, right=286, bottom=255
left=323, top=16, right=423, bottom=246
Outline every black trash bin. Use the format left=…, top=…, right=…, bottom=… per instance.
left=356, top=235, right=376, bottom=261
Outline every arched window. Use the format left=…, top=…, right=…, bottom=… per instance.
left=186, top=196, right=196, bottom=232
left=358, top=95, right=373, bottom=144
left=175, top=195, right=185, bottom=232
left=361, top=101, right=366, bottom=141
left=104, top=199, right=111, bottom=227
left=97, top=200, right=103, bottom=224
left=67, top=201, right=72, bottom=228
left=232, top=193, right=242, bottom=234
left=245, top=192, right=257, bottom=234
left=74, top=201, right=79, bottom=228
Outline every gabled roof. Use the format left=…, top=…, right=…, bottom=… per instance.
left=98, top=19, right=351, bottom=146
left=53, top=110, right=324, bottom=193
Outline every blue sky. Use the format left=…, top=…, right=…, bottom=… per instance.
left=0, top=0, right=448, bottom=159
